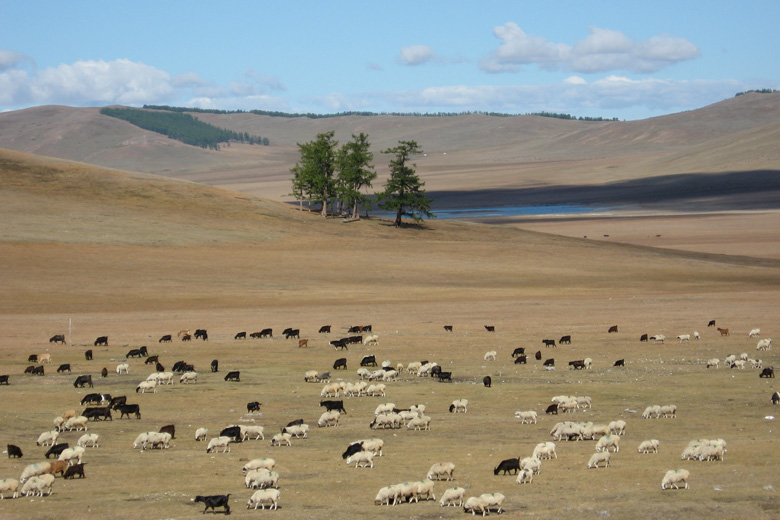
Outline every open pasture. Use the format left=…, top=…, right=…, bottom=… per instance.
left=1, top=302, right=779, bottom=520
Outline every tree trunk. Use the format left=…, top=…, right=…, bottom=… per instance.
left=352, top=201, right=359, bottom=220
left=320, top=199, right=328, bottom=217
left=394, top=210, right=402, bottom=228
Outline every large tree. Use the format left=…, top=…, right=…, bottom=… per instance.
left=336, top=132, right=376, bottom=219
left=376, top=140, right=434, bottom=227
left=290, top=131, right=338, bottom=216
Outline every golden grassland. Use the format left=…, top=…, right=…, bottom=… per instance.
left=1, top=149, right=780, bottom=519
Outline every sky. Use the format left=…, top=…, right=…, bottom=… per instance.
left=1, top=1, right=778, bottom=120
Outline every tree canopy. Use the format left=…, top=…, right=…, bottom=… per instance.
left=376, top=140, right=434, bottom=228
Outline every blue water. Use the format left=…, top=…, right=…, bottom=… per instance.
left=420, top=204, right=604, bottom=219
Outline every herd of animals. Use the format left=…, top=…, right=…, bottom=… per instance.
left=0, top=319, right=776, bottom=515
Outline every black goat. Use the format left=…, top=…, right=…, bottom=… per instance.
left=193, top=494, right=231, bottom=515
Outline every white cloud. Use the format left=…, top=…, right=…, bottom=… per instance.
left=481, top=24, right=700, bottom=74
left=564, top=76, right=587, bottom=85
left=400, top=45, right=436, bottom=66
left=0, top=50, right=35, bottom=72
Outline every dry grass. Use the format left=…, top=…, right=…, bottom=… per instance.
left=1, top=149, right=780, bottom=519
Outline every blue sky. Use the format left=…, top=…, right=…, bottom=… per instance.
left=1, top=1, right=778, bottom=120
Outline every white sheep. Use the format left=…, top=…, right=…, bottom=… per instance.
left=242, top=425, right=265, bottom=440
left=346, top=450, right=374, bottom=468
left=136, top=380, right=157, bottom=393
left=36, top=430, right=59, bottom=447
left=662, top=469, right=690, bottom=489
left=516, top=467, right=534, bottom=484
left=480, top=492, right=506, bottom=514
left=360, top=438, right=384, bottom=456
left=653, top=334, right=666, bottom=343
left=413, top=479, right=436, bottom=502
left=179, top=371, right=198, bottom=384
left=194, top=428, right=208, bottom=441
left=427, top=462, right=455, bottom=481
left=363, top=334, right=379, bottom=345
left=407, top=415, right=431, bottom=430
left=206, top=436, right=232, bottom=453
left=382, top=369, right=398, bottom=382
left=732, top=359, right=746, bottom=369
left=706, top=358, right=720, bottom=369
left=757, top=338, right=772, bottom=350
left=64, top=415, right=88, bottom=431
left=320, top=382, right=342, bottom=398
left=750, top=358, right=763, bottom=369
left=595, top=434, right=620, bottom=453
left=374, top=403, right=396, bottom=416
left=520, top=456, right=542, bottom=475
left=533, top=441, right=557, bottom=460
left=368, top=369, right=385, bottom=381
left=283, top=424, right=308, bottom=438
left=660, top=404, right=677, bottom=418
left=356, top=368, right=371, bottom=380
left=677, top=334, right=691, bottom=342
left=0, top=478, right=20, bottom=499
left=608, top=420, right=627, bottom=436
left=515, top=410, right=538, bottom=424
left=694, top=331, right=700, bottom=339
left=317, top=410, right=340, bottom=428
left=449, top=399, right=468, bottom=413
left=58, top=446, right=85, bottom=465
left=245, top=468, right=279, bottom=489
left=366, top=383, right=386, bottom=397
left=396, top=410, right=419, bottom=424
left=483, top=350, right=497, bottom=361
left=247, top=488, right=280, bottom=510
left=410, top=404, right=426, bottom=416
left=642, top=405, right=661, bottom=419
left=584, top=357, right=593, bottom=369
left=463, top=496, right=488, bottom=516
left=243, top=458, right=276, bottom=473
left=304, top=370, right=319, bottom=382
left=77, top=433, right=99, bottom=448
left=132, top=432, right=150, bottom=449
left=638, top=439, right=660, bottom=454
left=19, top=462, right=51, bottom=484
left=157, top=372, right=174, bottom=385
left=749, top=328, right=761, bottom=338
left=740, top=352, right=749, bottom=361
left=116, top=363, right=129, bottom=374
left=550, top=421, right=584, bottom=441
left=587, top=451, right=611, bottom=468
left=270, top=433, right=292, bottom=446
left=374, top=485, right=401, bottom=506
left=20, top=474, right=54, bottom=497
left=406, top=362, right=422, bottom=374
left=583, top=423, right=610, bottom=440
left=576, top=396, right=593, bottom=409
left=141, top=432, right=170, bottom=450
left=439, top=487, right=465, bottom=507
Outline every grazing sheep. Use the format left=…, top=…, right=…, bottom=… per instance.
left=550, top=421, right=584, bottom=441
left=642, top=405, right=661, bottom=419
left=406, top=415, right=431, bottom=430
left=608, top=420, right=627, bottom=436
left=360, top=438, right=385, bottom=456
left=660, top=405, right=677, bottom=418
left=356, top=368, right=371, bottom=380
left=533, top=441, right=557, bottom=460
left=694, top=331, right=700, bottom=339
left=320, top=382, right=343, bottom=398
left=318, top=410, right=341, bottom=428
left=77, top=433, right=99, bottom=448
left=346, top=450, right=375, bottom=468
left=638, top=439, right=660, bottom=454
left=583, top=357, right=593, bottom=369
left=406, top=362, right=422, bottom=374
left=36, top=430, right=59, bottom=447
left=515, top=410, right=538, bottom=424
left=662, top=469, right=690, bottom=489
left=282, top=424, right=309, bottom=439
left=135, top=432, right=170, bottom=451
left=449, top=399, right=468, bottom=413
left=270, top=433, right=292, bottom=447
left=245, top=468, right=279, bottom=489
left=382, top=369, right=398, bottom=382
left=206, top=436, right=232, bottom=454
left=365, top=384, right=386, bottom=397
left=731, top=359, right=746, bottom=370
left=241, top=425, right=265, bottom=441
left=463, top=496, right=488, bottom=516
left=136, top=380, right=157, bottom=393
left=439, top=487, right=465, bottom=507
left=427, top=462, right=455, bottom=481
left=179, top=371, right=198, bottom=384
left=304, top=370, right=319, bottom=382
left=374, top=485, right=401, bottom=506
left=576, top=396, right=592, bottom=409
left=58, top=446, right=85, bottom=466
left=0, top=478, right=20, bottom=499
left=374, top=403, right=396, bottom=416
left=677, top=334, right=691, bottom=342
left=413, top=479, right=436, bottom=501
left=520, top=456, right=542, bottom=475
left=116, top=363, right=129, bottom=374
left=480, top=492, right=506, bottom=514
left=247, top=488, right=280, bottom=510
left=749, top=328, right=761, bottom=338
left=19, top=462, right=51, bottom=484
left=596, top=435, right=620, bottom=453
left=652, top=334, right=666, bottom=343
left=757, top=338, right=772, bottom=351
left=706, top=358, right=720, bottom=369
left=587, top=451, right=611, bottom=468
left=243, top=458, right=276, bottom=473
left=483, top=351, right=497, bottom=361
left=194, top=428, right=208, bottom=441
left=516, top=467, right=534, bottom=484
left=21, top=474, right=54, bottom=497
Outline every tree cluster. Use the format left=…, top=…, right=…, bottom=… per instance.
left=101, top=107, right=268, bottom=149
left=290, top=133, right=432, bottom=227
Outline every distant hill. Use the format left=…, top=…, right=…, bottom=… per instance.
left=0, top=93, right=778, bottom=207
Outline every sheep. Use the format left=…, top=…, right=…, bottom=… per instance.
left=270, top=433, right=292, bottom=446
left=77, top=433, right=99, bottom=448
left=449, top=399, right=468, bottom=413
left=396, top=410, right=420, bottom=424
left=206, top=436, right=232, bottom=453
left=407, top=415, right=431, bottom=430
left=520, top=456, right=542, bottom=475
left=116, top=363, right=129, bottom=374
left=133, top=432, right=150, bottom=449
left=642, top=405, right=661, bottom=419
left=596, top=434, right=620, bottom=453
left=413, top=479, right=436, bottom=501
left=750, top=358, right=763, bottom=369
left=582, top=423, right=611, bottom=440
left=749, top=328, right=761, bottom=338
left=318, top=410, right=341, bottom=428
left=740, top=352, right=749, bottom=361
left=356, top=368, right=371, bottom=380
left=320, top=382, right=343, bottom=398
left=516, top=467, right=534, bottom=484
left=660, top=405, right=677, bottom=418
left=480, top=492, right=506, bottom=514
left=706, top=358, right=720, bottom=369
left=36, top=430, right=59, bottom=447
left=194, top=428, right=208, bottom=441
left=694, top=331, right=700, bottom=339
left=757, top=338, right=772, bottom=351
left=725, top=354, right=737, bottom=366
left=20, top=474, right=54, bottom=497
left=382, top=369, right=398, bottom=382
left=439, top=487, right=465, bottom=507
left=731, top=359, right=746, bottom=370
left=652, top=334, right=666, bottom=343
left=638, top=439, right=660, bottom=454
left=406, top=362, right=422, bottom=374
left=245, top=468, right=279, bottom=489
left=247, top=488, right=280, bottom=510
left=515, top=410, right=538, bottom=424
left=282, top=424, right=309, bottom=438
left=463, top=496, right=488, bottom=516
left=587, top=451, right=611, bottom=468
left=533, top=441, right=557, bottom=460
left=241, top=425, right=265, bottom=441
left=662, top=469, right=690, bottom=489
left=576, top=396, right=592, bottom=409
left=19, top=462, right=51, bottom=484
left=360, top=438, right=384, bottom=457
left=179, top=371, right=198, bottom=384
left=243, top=458, right=276, bottom=473
left=583, top=357, right=593, bottom=369
left=346, top=450, right=375, bottom=468
left=304, top=370, right=319, bottom=382
left=558, top=400, right=578, bottom=413
left=363, top=334, right=379, bottom=345
left=374, top=403, right=396, bottom=416
left=550, top=421, right=584, bottom=441
left=57, top=446, right=85, bottom=465
left=677, top=334, right=691, bottom=342
left=368, top=369, right=385, bottom=381
left=137, top=432, right=170, bottom=451
left=608, top=420, right=627, bottom=436
left=410, top=404, right=426, bottom=416
left=374, top=485, right=401, bottom=506
left=427, top=462, right=455, bottom=481
left=483, top=350, right=497, bottom=361
left=136, top=380, right=157, bottom=393
left=0, top=478, right=20, bottom=499
left=365, top=384, right=386, bottom=397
